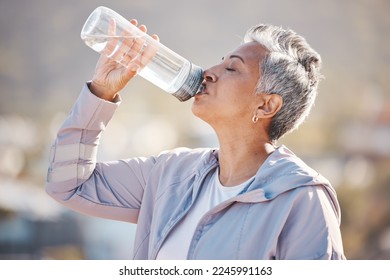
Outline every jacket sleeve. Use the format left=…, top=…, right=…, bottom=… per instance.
left=45, top=83, right=156, bottom=223
left=276, top=186, right=346, bottom=260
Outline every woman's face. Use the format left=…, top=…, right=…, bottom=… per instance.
left=192, top=41, right=268, bottom=127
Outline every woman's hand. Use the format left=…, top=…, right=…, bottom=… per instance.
left=90, top=19, right=159, bottom=101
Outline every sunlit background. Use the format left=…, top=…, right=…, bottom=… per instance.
left=0, top=0, right=389, bottom=259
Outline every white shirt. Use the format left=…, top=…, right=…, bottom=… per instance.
left=156, top=168, right=254, bottom=259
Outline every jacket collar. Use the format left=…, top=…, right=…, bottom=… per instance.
left=207, top=145, right=340, bottom=219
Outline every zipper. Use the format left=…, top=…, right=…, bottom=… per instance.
left=186, top=176, right=261, bottom=259
left=150, top=161, right=218, bottom=259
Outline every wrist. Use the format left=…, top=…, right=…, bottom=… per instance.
left=89, top=81, right=118, bottom=102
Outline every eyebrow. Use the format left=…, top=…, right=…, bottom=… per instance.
left=229, top=55, right=245, bottom=63
left=221, top=55, right=245, bottom=64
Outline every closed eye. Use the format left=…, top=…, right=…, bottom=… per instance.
left=225, top=67, right=235, bottom=71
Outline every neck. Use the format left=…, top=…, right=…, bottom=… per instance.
left=215, top=129, right=276, bottom=187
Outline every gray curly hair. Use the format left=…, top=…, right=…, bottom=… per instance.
left=244, top=24, right=323, bottom=142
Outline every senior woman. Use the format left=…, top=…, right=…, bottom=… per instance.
left=46, top=21, right=345, bottom=260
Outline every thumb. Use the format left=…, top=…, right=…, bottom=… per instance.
left=126, top=64, right=141, bottom=78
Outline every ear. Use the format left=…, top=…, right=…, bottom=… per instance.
left=255, top=93, right=283, bottom=119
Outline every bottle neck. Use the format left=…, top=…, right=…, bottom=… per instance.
left=172, top=64, right=203, bottom=102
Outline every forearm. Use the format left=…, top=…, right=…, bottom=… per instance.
left=45, top=83, right=138, bottom=221
left=47, top=82, right=119, bottom=183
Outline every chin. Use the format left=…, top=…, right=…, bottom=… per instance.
left=191, top=102, right=201, bottom=117
left=191, top=103, right=208, bottom=122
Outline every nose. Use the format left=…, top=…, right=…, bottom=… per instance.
left=203, top=68, right=217, bottom=83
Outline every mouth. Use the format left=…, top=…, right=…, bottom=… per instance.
left=195, top=83, right=207, bottom=95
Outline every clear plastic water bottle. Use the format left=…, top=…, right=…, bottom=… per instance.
left=81, top=6, right=203, bottom=101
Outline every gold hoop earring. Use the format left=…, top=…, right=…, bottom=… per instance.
left=252, top=115, right=259, bottom=124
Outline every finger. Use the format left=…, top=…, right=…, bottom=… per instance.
left=105, top=18, right=138, bottom=61
left=151, top=34, right=160, bottom=42
left=126, top=62, right=141, bottom=75
left=118, top=33, right=147, bottom=67
left=124, top=37, right=146, bottom=64
left=109, top=20, right=149, bottom=66
left=138, top=24, right=147, bottom=33
left=109, top=39, right=126, bottom=62
left=108, top=19, right=116, bottom=37
left=111, top=29, right=136, bottom=63
left=103, top=18, right=118, bottom=57
left=130, top=19, right=138, bottom=26
left=139, top=41, right=158, bottom=67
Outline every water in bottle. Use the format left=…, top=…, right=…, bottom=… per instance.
left=81, top=6, right=203, bottom=101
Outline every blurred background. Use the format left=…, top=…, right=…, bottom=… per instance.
left=0, top=0, right=389, bottom=259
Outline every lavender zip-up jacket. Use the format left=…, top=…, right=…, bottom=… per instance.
left=46, top=83, right=346, bottom=260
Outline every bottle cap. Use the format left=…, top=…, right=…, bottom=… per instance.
left=172, top=64, right=203, bottom=102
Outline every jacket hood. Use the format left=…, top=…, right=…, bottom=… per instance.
left=226, top=146, right=341, bottom=222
